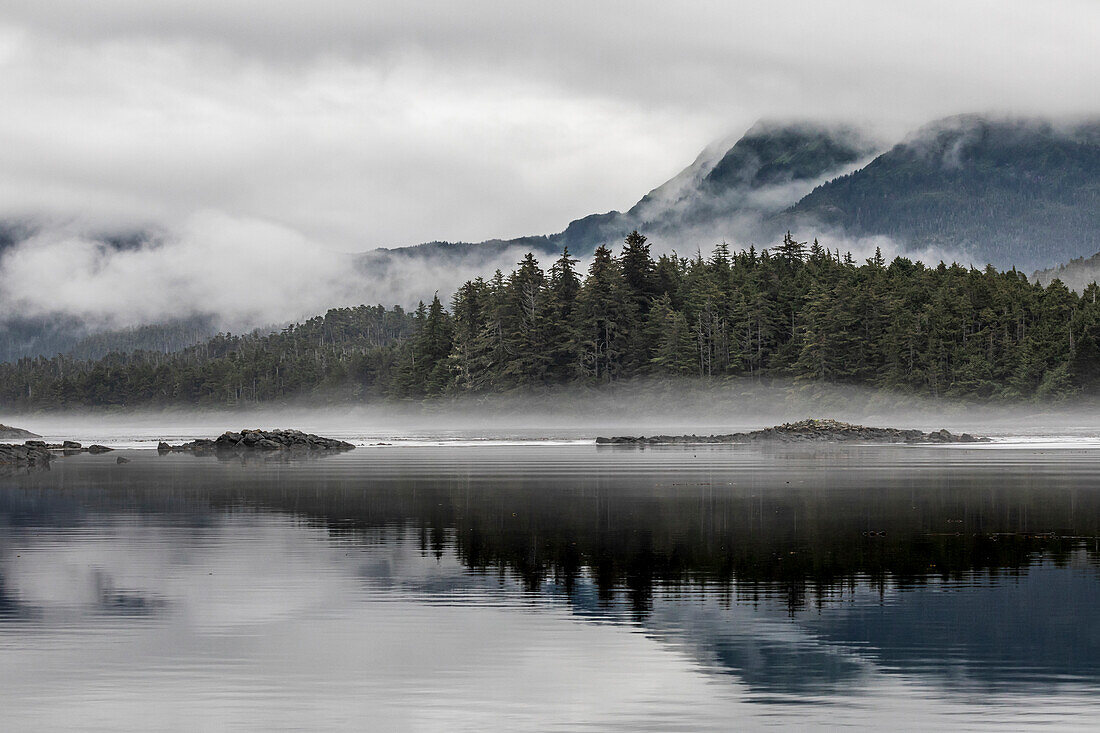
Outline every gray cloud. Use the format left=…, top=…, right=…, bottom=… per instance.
left=2, top=1, right=1100, bottom=326
left=0, top=213, right=551, bottom=329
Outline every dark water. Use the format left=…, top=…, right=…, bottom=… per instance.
left=2, top=444, right=1100, bottom=730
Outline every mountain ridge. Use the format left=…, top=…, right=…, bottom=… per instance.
left=363, top=119, right=880, bottom=263
left=6, top=113, right=1100, bottom=363
left=787, top=114, right=1100, bottom=269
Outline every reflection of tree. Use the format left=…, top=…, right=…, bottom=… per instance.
left=5, top=463, right=1099, bottom=616
left=289, top=478, right=1100, bottom=616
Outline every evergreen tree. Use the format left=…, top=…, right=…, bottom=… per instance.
left=620, top=230, right=657, bottom=305
left=393, top=295, right=452, bottom=397
left=647, top=293, right=695, bottom=375
left=502, top=253, right=550, bottom=385
left=448, top=278, right=489, bottom=391
left=574, top=246, right=632, bottom=383
left=619, top=231, right=659, bottom=372
left=546, top=248, right=582, bottom=379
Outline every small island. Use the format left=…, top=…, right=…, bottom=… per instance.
left=595, top=419, right=989, bottom=445
left=158, top=429, right=355, bottom=456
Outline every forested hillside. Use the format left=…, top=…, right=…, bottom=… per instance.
left=789, top=116, right=1100, bottom=269
left=0, top=316, right=219, bottom=365
left=2, top=230, right=1098, bottom=409
left=1034, top=250, right=1100, bottom=295
left=0, top=306, right=416, bottom=407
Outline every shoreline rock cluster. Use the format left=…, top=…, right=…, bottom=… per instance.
left=595, top=419, right=990, bottom=445
left=37, top=440, right=114, bottom=454
left=158, top=429, right=355, bottom=456
left=0, top=439, right=114, bottom=468
left=0, top=442, right=55, bottom=468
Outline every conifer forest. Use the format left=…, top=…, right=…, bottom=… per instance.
left=2, top=231, right=1097, bottom=409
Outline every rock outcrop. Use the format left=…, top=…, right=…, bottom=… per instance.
left=30, top=440, right=114, bottom=454
left=0, top=438, right=118, bottom=475
left=596, top=419, right=990, bottom=445
left=158, top=429, right=354, bottom=456
left=0, top=424, right=40, bottom=440
left=0, top=442, right=55, bottom=467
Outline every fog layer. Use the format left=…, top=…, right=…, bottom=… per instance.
left=8, top=380, right=1100, bottom=446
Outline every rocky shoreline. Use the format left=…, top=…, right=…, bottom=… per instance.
left=595, top=419, right=990, bottom=445
left=0, top=442, right=55, bottom=468
left=0, top=439, right=115, bottom=475
left=158, top=429, right=355, bottom=456
left=2, top=428, right=353, bottom=474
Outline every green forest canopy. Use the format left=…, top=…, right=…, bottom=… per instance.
left=2, top=231, right=1098, bottom=408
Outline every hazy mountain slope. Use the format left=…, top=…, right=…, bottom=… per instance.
left=623, top=121, right=876, bottom=244
left=0, top=224, right=211, bottom=362
left=365, top=120, right=879, bottom=266
left=1033, top=250, right=1100, bottom=293
left=12, top=114, right=1100, bottom=361
left=0, top=315, right=218, bottom=364
left=788, top=115, right=1100, bottom=269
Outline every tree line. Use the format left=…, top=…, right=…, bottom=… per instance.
left=2, top=231, right=1099, bottom=408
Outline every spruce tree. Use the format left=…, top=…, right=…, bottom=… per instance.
left=574, top=245, right=632, bottom=382
left=547, top=248, right=582, bottom=379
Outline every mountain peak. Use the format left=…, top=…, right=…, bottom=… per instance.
left=701, top=119, right=877, bottom=191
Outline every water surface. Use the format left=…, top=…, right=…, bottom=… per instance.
left=2, top=444, right=1099, bottom=730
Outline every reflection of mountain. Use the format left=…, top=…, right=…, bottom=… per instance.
left=805, top=563, right=1100, bottom=690
left=557, top=559, right=1100, bottom=695
left=563, top=585, right=874, bottom=695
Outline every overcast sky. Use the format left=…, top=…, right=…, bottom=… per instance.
left=1, top=1, right=1099, bottom=329
left=3, top=0, right=1100, bottom=250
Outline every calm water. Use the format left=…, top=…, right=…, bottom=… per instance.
left=3, top=443, right=1100, bottom=730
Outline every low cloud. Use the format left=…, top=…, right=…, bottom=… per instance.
left=4, top=1, right=1100, bottom=251
left=0, top=212, right=552, bottom=330
left=0, top=212, right=974, bottom=334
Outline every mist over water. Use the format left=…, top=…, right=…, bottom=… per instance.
left=7, top=379, right=1100, bottom=448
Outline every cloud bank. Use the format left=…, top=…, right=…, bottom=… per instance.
left=2, top=1, right=1099, bottom=327
left=0, top=212, right=548, bottom=329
